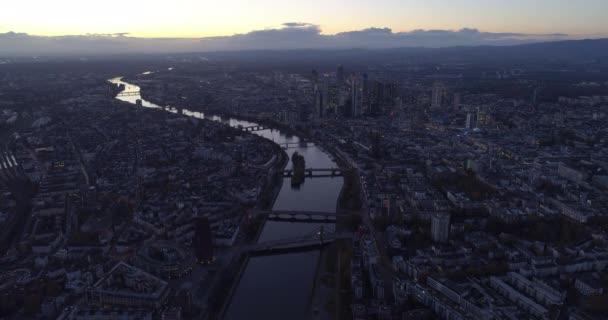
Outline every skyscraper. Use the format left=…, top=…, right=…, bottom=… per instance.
left=431, top=213, right=450, bottom=243
left=369, top=80, right=397, bottom=116
left=453, top=93, right=461, bottom=110
left=532, top=87, right=539, bottom=106
left=337, top=64, right=345, bottom=84
left=311, top=69, right=319, bottom=87
left=351, top=75, right=361, bottom=117
left=314, top=89, right=324, bottom=120
left=431, top=83, right=445, bottom=110
left=362, top=73, right=370, bottom=111
left=466, top=113, right=474, bottom=130
left=193, top=217, right=214, bottom=263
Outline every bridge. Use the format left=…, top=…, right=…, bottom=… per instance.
left=211, top=229, right=352, bottom=317
left=225, top=230, right=352, bottom=259
left=283, top=168, right=344, bottom=178
left=251, top=232, right=351, bottom=254
left=282, top=142, right=315, bottom=149
left=240, top=125, right=268, bottom=132
left=116, top=91, right=140, bottom=97
left=257, top=210, right=337, bottom=223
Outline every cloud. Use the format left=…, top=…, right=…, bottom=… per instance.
left=282, top=22, right=318, bottom=28
left=0, top=24, right=572, bottom=56
left=198, top=25, right=570, bottom=51
left=84, top=32, right=130, bottom=37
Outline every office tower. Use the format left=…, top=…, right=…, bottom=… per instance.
left=431, top=83, right=445, bottom=110
left=311, top=69, right=319, bottom=87
left=453, top=93, right=461, bottom=110
left=431, top=213, right=450, bottom=243
left=351, top=75, right=361, bottom=117
left=337, top=64, right=345, bottom=84
left=193, top=217, right=214, bottom=263
left=368, top=80, right=397, bottom=116
left=362, top=73, right=370, bottom=111
left=369, top=81, right=382, bottom=115
left=314, top=89, right=324, bottom=120
left=326, top=84, right=339, bottom=113
left=532, top=87, right=539, bottom=106
left=466, top=113, right=474, bottom=130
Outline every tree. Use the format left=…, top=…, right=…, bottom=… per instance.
left=291, top=152, right=306, bottom=186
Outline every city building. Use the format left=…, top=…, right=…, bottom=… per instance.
left=85, top=262, right=170, bottom=310
left=193, top=217, right=215, bottom=263
left=135, top=241, right=195, bottom=279
left=431, top=83, right=446, bottom=110
left=337, top=64, right=345, bottom=84
left=431, top=213, right=450, bottom=243
left=351, top=75, right=361, bottom=117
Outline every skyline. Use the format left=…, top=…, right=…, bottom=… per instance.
left=1, top=0, right=607, bottom=38
left=0, top=25, right=584, bottom=56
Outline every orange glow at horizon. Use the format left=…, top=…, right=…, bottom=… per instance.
left=1, top=0, right=606, bottom=38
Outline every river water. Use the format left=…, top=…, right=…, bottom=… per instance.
left=110, top=76, right=342, bottom=320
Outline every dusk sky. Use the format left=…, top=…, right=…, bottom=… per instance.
left=2, top=0, right=607, bottom=38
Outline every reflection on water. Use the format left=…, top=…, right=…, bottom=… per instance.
left=257, top=221, right=335, bottom=243
left=109, top=77, right=343, bottom=214
left=110, top=76, right=341, bottom=320
left=223, top=251, right=320, bottom=320
left=273, top=177, right=342, bottom=212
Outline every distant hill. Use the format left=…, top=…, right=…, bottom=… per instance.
left=194, top=38, right=608, bottom=68
left=1, top=38, right=607, bottom=70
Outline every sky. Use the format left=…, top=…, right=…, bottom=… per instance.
left=0, top=0, right=606, bottom=55
left=1, top=0, right=606, bottom=38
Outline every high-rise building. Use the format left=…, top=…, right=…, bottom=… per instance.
left=369, top=80, right=397, bottom=116
left=337, top=65, right=345, bottom=84
left=431, top=213, right=450, bottom=243
left=362, top=73, right=370, bottom=110
left=453, top=93, right=461, bottom=110
left=193, top=217, right=214, bottom=263
left=466, top=113, right=474, bottom=130
left=326, top=84, right=339, bottom=113
left=314, top=89, right=324, bottom=120
left=351, top=75, right=362, bottom=117
left=431, top=83, right=445, bottom=110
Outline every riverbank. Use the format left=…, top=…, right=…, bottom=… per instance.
left=205, top=131, right=289, bottom=320
left=170, top=103, right=360, bottom=320
left=307, top=239, right=354, bottom=320
left=113, top=76, right=356, bottom=320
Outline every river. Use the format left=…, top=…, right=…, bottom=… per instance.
left=109, top=75, right=342, bottom=320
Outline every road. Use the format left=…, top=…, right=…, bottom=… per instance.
left=360, top=204, right=397, bottom=302
left=337, top=146, right=397, bottom=302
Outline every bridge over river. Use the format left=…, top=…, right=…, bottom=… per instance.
left=116, top=91, right=140, bottom=97
left=255, top=210, right=338, bottom=223
left=249, top=231, right=352, bottom=253
left=239, top=125, right=269, bottom=132
left=283, top=168, right=347, bottom=178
